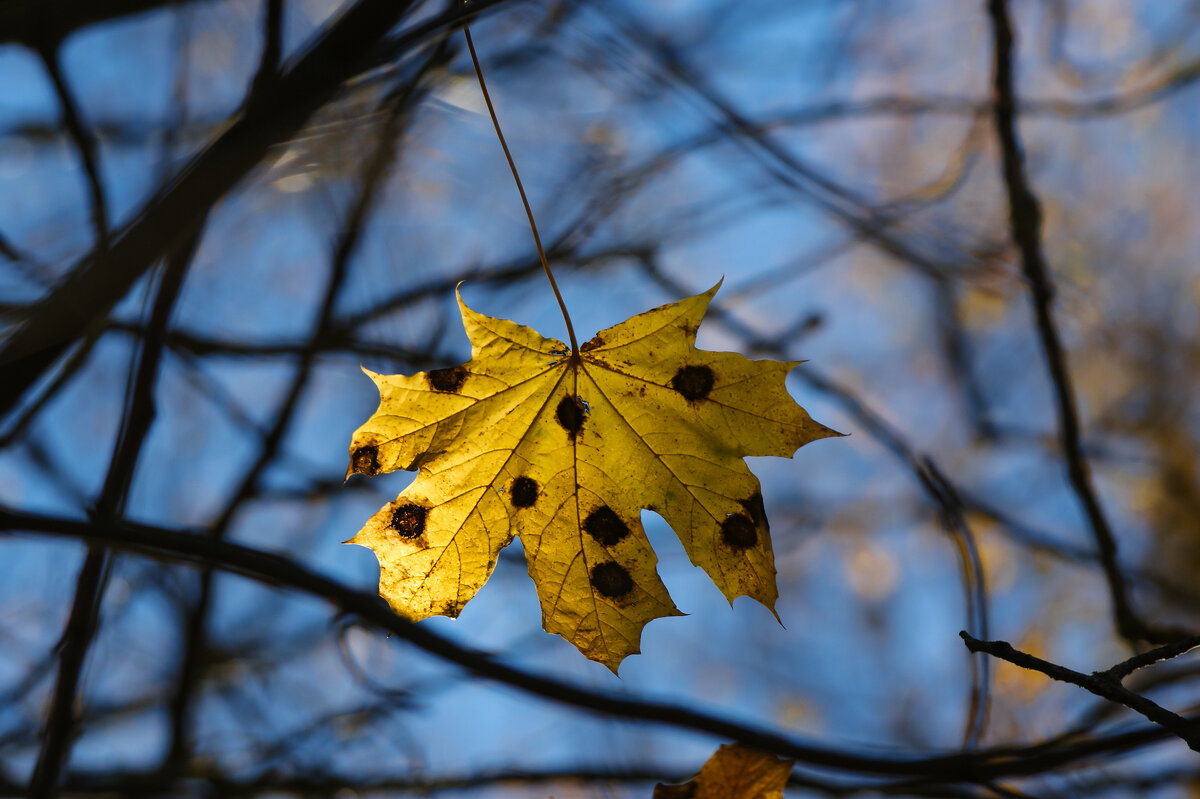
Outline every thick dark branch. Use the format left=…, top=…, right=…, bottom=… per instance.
left=1, top=507, right=1189, bottom=782
left=0, top=334, right=100, bottom=449
left=960, top=632, right=1200, bottom=752
left=0, top=765, right=980, bottom=798
left=97, top=230, right=199, bottom=518
left=27, top=227, right=200, bottom=799
left=0, top=0, right=211, bottom=48
left=0, top=0, right=510, bottom=419
left=27, top=549, right=109, bottom=799
left=163, top=55, right=440, bottom=773
left=985, top=0, right=1187, bottom=645
left=248, top=0, right=284, bottom=99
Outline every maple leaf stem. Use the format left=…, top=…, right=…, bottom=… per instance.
left=462, top=17, right=580, bottom=354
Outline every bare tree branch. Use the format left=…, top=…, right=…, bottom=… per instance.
left=1, top=505, right=1190, bottom=782
left=985, top=0, right=1191, bottom=646
left=0, top=0, right=511, bottom=418
left=28, top=220, right=200, bottom=799
left=961, top=631, right=1200, bottom=752
left=36, top=46, right=109, bottom=252
left=0, top=0, right=214, bottom=48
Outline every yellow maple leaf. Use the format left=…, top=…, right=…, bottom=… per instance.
left=653, top=743, right=795, bottom=798
left=346, top=284, right=836, bottom=671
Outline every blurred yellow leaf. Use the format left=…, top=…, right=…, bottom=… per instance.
left=654, top=743, right=794, bottom=799
left=346, top=285, right=836, bottom=670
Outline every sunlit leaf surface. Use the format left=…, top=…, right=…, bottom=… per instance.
left=347, top=285, right=836, bottom=670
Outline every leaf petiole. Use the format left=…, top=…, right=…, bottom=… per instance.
left=462, top=17, right=580, bottom=355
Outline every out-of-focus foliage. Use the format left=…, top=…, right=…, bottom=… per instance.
left=653, top=743, right=794, bottom=799
left=2, top=0, right=1200, bottom=796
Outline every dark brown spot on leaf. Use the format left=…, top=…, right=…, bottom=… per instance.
left=351, top=444, right=380, bottom=476
left=671, top=365, right=714, bottom=401
left=581, top=334, right=604, bottom=352
left=584, top=506, right=630, bottom=546
left=391, top=503, right=427, bottom=539
left=555, top=395, right=585, bottom=438
left=509, top=476, right=538, bottom=508
left=427, top=366, right=467, bottom=393
left=590, top=561, right=633, bottom=598
left=739, top=492, right=768, bottom=530
left=720, top=513, right=757, bottom=549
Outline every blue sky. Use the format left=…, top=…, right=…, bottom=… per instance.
left=3, top=0, right=1200, bottom=794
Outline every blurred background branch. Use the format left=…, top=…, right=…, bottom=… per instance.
left=3, top=0, right=1200, bottom=796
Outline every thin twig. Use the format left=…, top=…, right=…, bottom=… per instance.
left=28, top=221, right=199, bottom=799
left=925, top=460, right=992, bottom=750
left=637, top=257, right=995, bottom=743
left=961, top=631, right=1200, bottom=752
left=462, top=18, right=579, bottom=353
left=0, top=227, right=40, bottom=268
left=37, top=45, right=109, bottom=252
left=1100, top=637, right=1200, bottom=683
